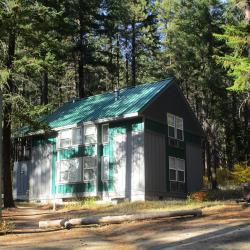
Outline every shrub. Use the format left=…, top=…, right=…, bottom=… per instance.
left=215, top=163, right=250, bottom=188
left=189, top=192, right=206, bottom=201
left=205, top=189, right=242, bottom=201
left=231, top=163, right=250, bottom=185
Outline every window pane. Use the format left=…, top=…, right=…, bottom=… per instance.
left=60, top=138, right=71, bottom=148
left=72, top=128, right=82, bottom=145
left=83, top=169, right=96, bottom=182
left=59, top=158, right=81, bottom=182
left=102, top=124, right=109, bottom=144
left=169, top=169, right=177, bottom=181
left=60, top=160, right=70, bottom=172
left=83, top=157, right=96, bottom=169
left=178, top=171, right=185, bottom=182
left=101, top=156, right=109, bottom=181
left=84, top=125, right=96, bottom=135
left=60, top=129, right=71, bottom=139
left=84, top=125, right=97, bottom=144
left=69, top=170, right=80, bottom=182
left=169, top=157, right=175, bottom=169
left=60, top=171, right=69, bottom=182
left=85, top=134, right=97, bottom=144
left=176, top=117, right=183, bottom=130
left=167, top=113, right=175, bottom=127
left=176, top=159, right=185, bottom=171
left=168, top=126, right=175, bottom=138
left=177, top=129, right=183, bottom=140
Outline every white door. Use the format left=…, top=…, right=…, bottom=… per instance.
left=113, top=133, right=126, bottom=198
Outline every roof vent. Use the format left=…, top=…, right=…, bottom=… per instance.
left=72, top=98, right=80, bottom=103
left=114, top=86, right=120, bottom=101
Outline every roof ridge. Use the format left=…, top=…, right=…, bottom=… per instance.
left=74, top=77, right=174, bottom=103
left=18, top=78, right=174, bottom=133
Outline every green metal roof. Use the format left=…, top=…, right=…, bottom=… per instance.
left=44, top=78, right=173, bottom=128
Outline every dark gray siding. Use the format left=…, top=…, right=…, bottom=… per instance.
left=142, top=82, right=204, bottom=197
left=186, top=143, right=203, bottom=192
left=144, top=130, right=166, bottom=198
left=142, top=83, right=203, bottom=136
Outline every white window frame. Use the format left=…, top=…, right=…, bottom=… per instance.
left=101, top=156, right=109, bottom=182
left=102, top=124, right=109, bottom=144
left=82, top=156, right=97, bottom=183
left=57, top=157, right=82, bottom=184
left=169, top=156, right=185, bottom=183
left=167, top=113, right=184, bottom=141
left=83, top=124, right=97, bottom=145
left=57, top=127, right=83, bottom=149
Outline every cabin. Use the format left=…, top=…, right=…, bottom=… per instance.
left=13, top=78, right=204, bottom=202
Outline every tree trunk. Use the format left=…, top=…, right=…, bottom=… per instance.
left=246, top=1, right=250, bottom=163
left=78, top=5, right=86, bottom=98
left=42, top=69, right=49, bottom=105
left=39, top=209, right=202, bottom=229
left=225, top=124, right=234, bottom=170
left=131, top=18, right=136, bottom=86
left=205, top=139, right=211, bottom=187
left=116, top=33, right=120, bottom=87
left=246, top=1, right=250, bottom=23
left=0, top=91, right=3, bottom=218
left=109, top=36, right=115, bottom=89
left=3, top=31, right=16, bottom=208
left=125, top=30, right=129, bottom=86
left=3, top=105, right=15, bottom=208
left=243, top=104, right=250, bottom=163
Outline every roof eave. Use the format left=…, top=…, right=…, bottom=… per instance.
left=17, top=112, right=140, bottom=137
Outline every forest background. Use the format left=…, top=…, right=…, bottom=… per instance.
left=0, top=0, right=249, bottom=207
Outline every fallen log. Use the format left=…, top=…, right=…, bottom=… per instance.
left=39, top=218, right=68, bottom=229
left=39, top=209, right=202, bottom=230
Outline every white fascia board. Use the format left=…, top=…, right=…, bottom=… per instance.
left=92, top=112, right=139, bottom=124
left=53, top=124, right=78, bottom=131
left=55, top=112, right=139, bottom=130
left=22, top=112, right=139, bottom=136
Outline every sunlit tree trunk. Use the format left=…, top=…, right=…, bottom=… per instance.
left=3, top=31, right=16, bottom=208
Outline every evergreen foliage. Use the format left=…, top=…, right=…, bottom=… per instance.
left=0, top=0, right=249, bottom=206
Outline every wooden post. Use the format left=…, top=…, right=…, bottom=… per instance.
left=0, top=91, right=3, bottom=219
left=53, top=181, right=57, bottom=212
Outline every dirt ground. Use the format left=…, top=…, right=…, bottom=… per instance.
left=1, top=203, right=250, bottom=250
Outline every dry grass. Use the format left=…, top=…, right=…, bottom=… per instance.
left=0, top=220, right=15, bottom=235
left=60, top=199, right=229, bottom=218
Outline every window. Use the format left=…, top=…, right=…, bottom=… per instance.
left=101, top=156, right=109, bottom=181
left=102, top=124, right=109, bottom=144
left=83, top=156, right=96, bottom=182
left=58, top=158, right=82, bottom=183
left=72, top=127, right=82, bottom=145
left=167, top=113, right=184, bottom=141
left=58, top=127, right=82, bottom=148
left=176, top=116, right=184, bottom=140
left=169, top=157, right=185, bottom=192
left=167, top=113, right=175, bottom=138
left=84, top=125, right=97, bottom=144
